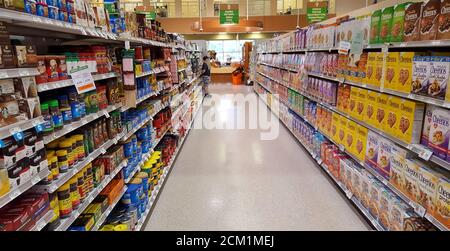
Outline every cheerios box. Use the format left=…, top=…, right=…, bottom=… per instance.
left=435, top=176, right=450, bottom=228
left=355, top=125, right=368, bottom=162
left=411, top=56, right=431, bottom=95
left=355, top=88, right=367, bottom=121
left=331, top=112, right=340, bottom=143
left=397, top=99, right=425, bottom=144
left=391, top=3, right=408, bottom=42
left=365, top=52, right=377, bottom=85
left=346, top=120, right=358, bottom=155
left=349, top=87, right=359, bottom=119
left=365, top=130, right=380, bottom=169
left=403, top=159, right=421, bottom=201
left=369, top=180, right=384, bottom=219
left=365, top=90, right=378, bottom=126
left=379, top=189, right=397, bottom=230
left=428, top=106, right=450, bottom=159
left=390, top=144, right=414, bottom=192
left=351, top=165, right=364, bottom=201
left=376, top=138, right=393, bottom=179
left=375, top=93, right=389, bottom=130
left=426, top=56, right=450, bottom=100
left=421, top=105, right=436, bottom=146
left=373, top=52, right=386, bottom=87
left=340, top=159, right=353, bottom=189
left=417, top=163, right=442, bottom=216
left=337, top=116, right=348, bottom=145
left=389, top=198, right=414, bottom=231
left=398, top=52, right=416, bottom=94
left=386, top=96, right=401, bottom=136
left=361, top=170, right=376, bottom=209
left=384, top=52, right=400, bottom=91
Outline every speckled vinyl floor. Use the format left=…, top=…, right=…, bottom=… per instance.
left=144, top=84, right=370, bottom=231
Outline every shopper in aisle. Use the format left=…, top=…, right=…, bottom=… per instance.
left=201, top=56, right=211, bottom=97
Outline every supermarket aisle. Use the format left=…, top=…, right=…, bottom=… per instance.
left=145, top=84, right=370, bottom=231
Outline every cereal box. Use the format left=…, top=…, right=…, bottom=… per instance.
left=337, top=85, right=351, bottom=113
left=379, top=189, right=396, bottom=230
left=375, top=93, right=388, bottom=130
left=340, top=159, right=353, bottom=189
left=419, top=0, right=441, bottom=41
left=391, top=3, right=408, bottom=42
left=365, top=130, right=380, bottom=169
left=417, top=163, right=442, bottom=215
left=370, top=9, right=382, bottom=44
left=357, top=53, right=368, bottom=83
left=355, top=125, right=368, bottom=162
left=355, top=88, right=367, bottom=122
left=437, top=0, right=450, bottom=40
left=346, top=120, right=358, bottom=155
left=374, top=52, right=385, bottom=87
left=435, top=176, right=450, bottom=228
left=337, top=115, right=348, bottom=146
left=384, top=52, right=400, bottom=91
left=389, top=198, right=415, bottom=231
left=365, top=90, right=378, bottom=127
left=361, top=170, right=375, bottom=209
left=404, top=2, right=423, bottom=41
left=398, top=99, right=425, bottom=144
left=349, top=86, right=359, bottom=118
left=421, top=105, right=436, bottom=146
left=331, top=112, right=340, bottom=143
left=428, top=56, right=450, bottom=100
left=365, top=52, right=377, bottom=85
left=428, top=106, right=450, bottom=159
left=386, top=96, right=401, bottom=136
left=369, top=181, right=384, bottom=219
left=411, top=56, right=431, bottom=95
left=351, top=165, right=363, bottom=201
left=376, top=138, right=393, bottom=179
left=398, top=52, right=415, bottom=94
left=389, top=144, right=410, bottom=192
left=403, top=159, right=420, bottom=201
left=380, top=6, right=395, bottom=43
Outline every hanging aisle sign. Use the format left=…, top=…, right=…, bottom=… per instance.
left=307, top=1, right=329, bottom=24
left=220, top=4, right=239, bottom=24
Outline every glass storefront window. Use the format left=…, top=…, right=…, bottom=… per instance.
left=208, top=40, right=252, bottom=63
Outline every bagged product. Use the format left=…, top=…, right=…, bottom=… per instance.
left=419, top=0, right=440, bottom=41
left=404, top=2, right=423, bottom=41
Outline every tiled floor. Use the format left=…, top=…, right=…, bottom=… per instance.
left=144, top=84, right=370, bottom=231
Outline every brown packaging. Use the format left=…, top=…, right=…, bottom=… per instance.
left=14, top=45, right=38, bottom=68
left=404, top=2, right=423, bottom=42
left=420, top=0, right=441, bottom=41
left=18, top=97, right=41, bottom=119
left=437, top=0, right=450, bottom=39
left=0, top=45, right=16, bottom=69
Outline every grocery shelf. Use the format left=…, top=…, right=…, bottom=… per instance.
left=91, top=186, right=128, bottom=231
left=39, top=131, right=126, bottom=194
left=54, top=159, right=127, bottom=231
left=258, top=62, right=298, bottom=72
left=31, top=209, right=54, bottom=231
left=136, top=91, right=160, bottom=106
left=37, top=72, right=119, bottom=92
left=0, top=67, right=40, bottom=79
left=0, top=167, right=50, bottom=209
left=307, top=72, right=344, bottom=83
left=385, top=39, right=450, bottom=49
left=120, top=104, right=167, bottom=142
left=43, top=104, right=122, bottom=144
left=256, top=91, right=387, bottom=231
left=256, top=82, right=449, bottom=231
left=0, top=116, right=45, bottom=140
left=135, top=67, right=166, bottom=78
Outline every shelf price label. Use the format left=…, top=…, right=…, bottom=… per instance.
left=345, top=190, right=353, bottom=199
left=72, top=72, right=96, bottom=94
left=418, top=148, right=433, bottom=161
left=413, top=203, right=427, bottom=217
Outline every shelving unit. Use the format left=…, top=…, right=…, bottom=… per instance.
left=37, top=72, right=120, bottom=92
left=90, top=186, right=128, bottom=231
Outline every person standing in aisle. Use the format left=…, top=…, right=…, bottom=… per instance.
left=201, top=56, right=211, bottom=97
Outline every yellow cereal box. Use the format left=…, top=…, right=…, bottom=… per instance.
left=338, top=115, right=348, bottom=146
left=331, top=112, right=340, bottom=143
left=349, top=87, right=359, bottom=119
left=365, top=90, right=378, bottom=127
left=365, top=52, right=377, bottom=85
left=385, top=96, right=401, bottom=136
left=346, top=120, right=358, bottom=156
left=355, top=88, right=367, bottom=121
left=375, top=93, right=389, bottom=130
left=435, top=177, right=450, bottom=229
left=372, top=52, right=385, bottom=87
left=384, top=52, right=400, bottom=91
left=355, top=125, right=368, bottom=161
left=397, top=99, right=425, bottom=144
left=398, top=52, right=415, bottom=94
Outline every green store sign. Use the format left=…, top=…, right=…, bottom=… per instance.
left=219, top=4, right=239, bottom=24
left=307, top=1, right=328, bottom=24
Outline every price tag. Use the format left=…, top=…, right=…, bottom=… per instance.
left=338, top=41, right=351, bottom=55
left=0, top=70, right=8, bottom=79
left=339, top=145, right=345, bottom=152
left=10, top=128, right=24, bottom=142
left=55, top=21, right=64, bottom=27
left=419, top=148, right=433, bottom=161
left=72, top=72, right=96, bottom=94
left=50, top=184, right=58, bottom=193
left=32, top=175, right=41, bottom=185
left=44, top=19, right=54, bottom=25
left=414, top=204, right=427, bottom=217
left=9, top=189, right=21, bottom=200
left=32, top=16, right=43, bottom=23
left=317, top=159, right=323, bottom=165
left=103, top=110, right=110, bottom=118
left=345, top=190, right=353, bottom=199
left=18, top=69, right=29, bottom=77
